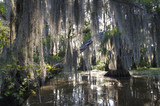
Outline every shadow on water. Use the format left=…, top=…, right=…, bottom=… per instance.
left=24, top=70, right=160, bottom=106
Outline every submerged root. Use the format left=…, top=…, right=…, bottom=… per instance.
left=104, top=70, right=131, bottom=78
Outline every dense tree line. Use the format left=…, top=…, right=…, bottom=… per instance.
left=0, top=0, right=159, bottom=105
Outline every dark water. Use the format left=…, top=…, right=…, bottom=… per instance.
left=24, top=70, right=160, bottom=106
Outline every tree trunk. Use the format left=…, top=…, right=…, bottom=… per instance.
left=105, top=55, right=131, bottom=78
left=10, top=0, right=16, bottom=47
left=73, top=49, right=78, bottom=71
left=64, top=22, right=73, bottom=72
left=154, top=13, right=160, bottom=67
left=64, top=38, right=73, bottom=71
left=39, top=21, right=46, bottom=85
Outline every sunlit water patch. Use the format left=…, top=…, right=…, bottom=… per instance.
left=24, top=70, right=160, bottom=106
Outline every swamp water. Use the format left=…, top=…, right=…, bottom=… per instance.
left=24, top=69, right=160, bottom=106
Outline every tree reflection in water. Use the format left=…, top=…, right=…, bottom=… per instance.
left=25, top=70, right=160, bottom=106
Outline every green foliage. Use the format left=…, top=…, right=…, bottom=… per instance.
left=91, top=61, right=105, bottom=70
left=83, top=33, right=91, bottom=43
left=45, top=36, right=51, bottom=49
left=42, top=40, right=46, bottom=46
left=0, top=61, right=29, bottom=105
left=138, top=60, right=150, bottom=68
left=0, top=21, right=9, bottom=55
left=138, top=46, right=151, bottom=68
left=46, top=64, right=62, bottom=78
left=0, top=2, right=5, bottom=14
left=33, top=53, right=39, bottom=63
left=130, top=0, right=160, bottom=12
left=31, top=89, right=36, bottom=95
left=83, top=28, right=91, bottom=43
left=99, top=27, right=121, bottom=55
left=45, top=55, right=62, bottom=65
left=91, top=59, right=106, bottom=70
left=57, top=35, right=66, bottom=58
left=46, top=65, right=61, bottom=72
left=60, top=34, right=65, bottom=42
left=104, top=27, right=120, bottom=42
left=96, top=60, right=101, bottom=65
left=58, top=50, right=65, bottom=58
left=98, top=47, right=107, bottom=56
left=0, top=60, right=61, bottom=105
left=83, top=21, right=91, bottom=43
left=130, top=68, right=160, bottom=75
left=59, top=34, right=66, bottom=50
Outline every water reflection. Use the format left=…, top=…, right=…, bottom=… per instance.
left=24, top=70, right=160, bottom=106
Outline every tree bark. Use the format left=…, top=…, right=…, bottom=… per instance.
left=105, top=55, right=131, bottom=78
left=10, top=0, right=16, bottom=47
